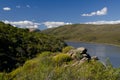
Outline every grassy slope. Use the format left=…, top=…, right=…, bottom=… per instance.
left=43, top=24, right=120, bottom=45
left=1, top=51, right=120, bottom=80
left=1, top=23, right=120, bottom=79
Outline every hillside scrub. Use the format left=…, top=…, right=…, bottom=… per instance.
left=62, top=46, right=74, bottom=53
left=0, top=21, right=67, bottom=72
left=53, top=53, right=72, bottom=65
left=0, top=22, right=120, bottom=79
left=1, top=48, right=120, bottom=80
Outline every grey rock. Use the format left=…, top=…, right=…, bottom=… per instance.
left=76, top=47, right=87, bottom=54
left=91, top=56, right=99, bottom=60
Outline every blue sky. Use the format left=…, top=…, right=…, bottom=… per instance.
left=0, top=0, right=120, bottom=29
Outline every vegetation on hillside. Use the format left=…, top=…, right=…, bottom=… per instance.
left=1, top=49, right=120, bottom=80
left=1, top=22, right=120, bottom=80
left=43, top=24, right=120, bottom=45
left=0, top=22, right=67, bottom=72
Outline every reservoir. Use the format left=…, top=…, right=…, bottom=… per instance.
left=66, top=42, right=120, bottom=68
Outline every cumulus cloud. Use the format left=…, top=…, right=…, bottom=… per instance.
left=3, top=20, right=40, bottom=28
left=26, top=5, right=30, bottom=8
left=3, top=7, right=11, bottom=11
left=85, top=20, right=120, bottom=24
left=43, top=21, right=72, bottom=28
left=3, top=20, right=72, bottom=29
left=81, top=7, right=107, bottom=16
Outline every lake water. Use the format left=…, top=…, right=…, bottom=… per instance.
left=66, top=42, right=120, bottom=68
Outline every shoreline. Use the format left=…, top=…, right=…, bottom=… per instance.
left=65, top=40, right=120, bottom=47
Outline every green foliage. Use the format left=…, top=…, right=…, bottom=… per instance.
left=0, top=73, right=9, bottom=80
left=0, top=51, right=119, bottom=80
left=1, top=22, right=120, bottom=79
left=43, top=24, right=120, bottom=45
left=62, top=46, right=74, bottom=53
left=7, top=51, right=55, bottom=80
left=3, top=52, right=119, bottom=80
left=53, top=53, right=72, bottom=65
left=0, top=21, right=67, bottom=72
left=0, top=73, right=5, bottom=80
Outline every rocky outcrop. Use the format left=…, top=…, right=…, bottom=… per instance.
left=91, top=56, right=99, bottom=60
left=67, top=47, right=99, bottom=65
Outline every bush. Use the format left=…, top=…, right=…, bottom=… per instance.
left=0, top=21, right=67, bottom=72
left=37, top=51, right=53, bottom=58
left=53, top=53, right=72, bottom=65
left=3, top=52, right=120, bottom=80
left=62, top=46, right=74, bottom=53
left=0, top=73, right=8, bottom=80
left=8, top=67, right=22, bottom=79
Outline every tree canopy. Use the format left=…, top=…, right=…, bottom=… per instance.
left=0, top=22, right=67, bottom=72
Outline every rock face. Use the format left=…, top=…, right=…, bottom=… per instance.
left=67, top=47, right=98, bottom=63
left=67, top=47, right=90, bottom=60
left=91, top=56, right=99, bottom=60
left=76, top=47, right=87, bottom=54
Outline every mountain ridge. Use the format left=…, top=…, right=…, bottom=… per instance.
left=42, top=24, right=120, bottom=45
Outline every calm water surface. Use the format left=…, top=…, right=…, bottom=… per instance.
left=66, top=42, right=120, bottom=68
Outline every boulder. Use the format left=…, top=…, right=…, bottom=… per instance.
left=82, top=54, right=88, bottom=57
left=66, top=47, right=99, bottom=66
left=91, top=56, right=99, bottom=60
left=76, top=47, right=87, bottom=54
left=67, top=47, right=89, bottom=60
left=67, top=47, right=98, bottom=63
left=67, top=49, right=76, bottom=56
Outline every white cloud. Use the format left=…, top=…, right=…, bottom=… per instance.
left=26, top=5, right=30, bottom=8
left=3, top=20, right=72, bottom=29
left=3, top=20, right=40, bottom=28
left=43, top=21, right=72, bottom=28
left=85, top=20, right=120, bottom=24
left=3, top=7, right=11, bottom=11
left=81, top=7, right=107, bottom=16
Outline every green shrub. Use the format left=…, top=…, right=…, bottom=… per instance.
left=37, top=51, right=53, bottom=58
left=0, top=21, right=67, bottom=72
left=0, top=73, right=4, bottom=80
left=62, top=46, right=74, bottom=53
left=8, top=67, right=22, bottom=79
left=0, top=73, right=8, bottom=80
left=53, top=53, right=72, bottom=65
left=5, top=54, right=120, bottom=80
left=2, top=51, right=120, bottom=80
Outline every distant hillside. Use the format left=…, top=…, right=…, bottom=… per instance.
left=28, top=28, right=40, bottom=32
left=0, top=22, right=67, bottom=72
left=42, top=24, right=120, bottom=45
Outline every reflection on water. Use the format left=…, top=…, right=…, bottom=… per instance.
left=66, top=42, right=120, bottom=67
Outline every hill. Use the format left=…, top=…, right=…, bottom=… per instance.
left=0, top=22, right=67, bottom=72
left=1, top=47, right=120, bottom=80
left=42, top=24, right=120, bottom=45
left=1, top=22, right=120, bottom=80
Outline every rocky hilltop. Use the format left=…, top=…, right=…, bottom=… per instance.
left=67, top=47, right=99, bottom=66
left=3, top=46, right=120, bottom=80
